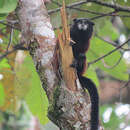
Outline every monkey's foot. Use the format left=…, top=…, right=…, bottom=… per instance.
left=70, top=59, right=78, bottom=68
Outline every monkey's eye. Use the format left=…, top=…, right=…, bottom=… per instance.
left=78, top=21, right=82, bottom=24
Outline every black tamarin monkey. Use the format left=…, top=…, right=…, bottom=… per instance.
left=70, top=18, right=99, bottom=130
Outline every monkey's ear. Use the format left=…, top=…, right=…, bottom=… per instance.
left=73, top=18, right=77, bottom=22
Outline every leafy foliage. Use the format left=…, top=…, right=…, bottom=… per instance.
left=15, top=55, right=49, bottom=125
left=116, top=0, right=130, bottom=29
left=87, top=37, right=128, bottom=81
left=86, top=20, right=128, bottom=81
left=0, top=0, right=18, bottom=14
left=0, top=0, right=130, bottom=130
left=0, top=83, right=4, bottom=106
left=0, top=59, right=10, bottom=69
left=85, top=66, right=99, bottom=87
left=100, top=104, right=129, bottom=130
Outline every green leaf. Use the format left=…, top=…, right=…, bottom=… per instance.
left=85, top=66, right=99, bottom=87
left=0, top=83, right=5, bottom=106
left=116, top=0, right=130, bottom=29
left=87, top=37, right=128, bottom=81
left=0, top=13, right=7, bottom=18
left=101, top=104, right=125, bottom=130
left=2, top=29, right=20, bottom=46
left=15, top=55, right=49, bottom=125
left=0, top=0, right=18, bottom=14
left=98, top=21, right=119, bottom=41
left=0, top=59, right=10, bottom=69
left=80, top=2, right=112, bottom=18
left=116, top=0, right=130, bottom=6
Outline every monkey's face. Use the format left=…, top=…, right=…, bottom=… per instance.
left=73, top=18, right=94, bottom=31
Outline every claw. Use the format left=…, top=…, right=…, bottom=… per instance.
left=69, top=42, right=74, bottom=46
left=69, top=39, right=76, bottom=46
left=70, top=59, right=77, bottom=68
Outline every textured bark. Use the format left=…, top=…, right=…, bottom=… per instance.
left=17, top=0, right=102, bottom=129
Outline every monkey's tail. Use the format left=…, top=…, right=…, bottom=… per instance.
left=78, top=74, right=99, bottom=130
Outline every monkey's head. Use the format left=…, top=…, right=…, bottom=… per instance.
left=70, top=18, right=94, bottom=44
left=72, top=18, right=94, bottom=31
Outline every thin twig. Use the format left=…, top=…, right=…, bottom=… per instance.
left=0, top=49, right=17, bottom=61
left=48, top=0, right=87, bottom=14
left=89, top=0, right=130, bottom=13
left=0, top=21, right=20, bottom=31
left=119, top=74, right=130, bottom=102
left=96, top=34, right=130, bottom=51
left=88, top=38, right=130, bottom=65
left=101, top=54, right=123, bottom=69
left=6, top=28, right=14, bottom=51
left=49, top=0, right=130, bottom=15
left=52, top=0, right=114, bottom=16
left=0, top=43, right=27, bottom=61
left=90, top=10, right=117, bottom=20
left=121, top=74, right=130, bottom=89
left=52, top=1, right=130, bottom=18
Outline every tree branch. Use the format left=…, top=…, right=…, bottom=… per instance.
left=48, top=0, right=87, bottom=14
left=95, top=34, right=130, bottom=51
left=6, top=28, right=14, bottom=51
left=52, top=0, right=130, bottom=19
left=48, top=0, right=130, bottom=15
left=101, top=54, right=123, bottom=69
left=0, top=49, right=17, bottom=61
left=90, top=10, right=117, bottom=20
left=88, top=38, right=130, bottom=65
left=0, top=20, right=20, bottom=31
left=17, top=0, right=93, bottom=129
left=89, top=0, right=130, bottom=13
left=0, top=43, right=27, bottom=61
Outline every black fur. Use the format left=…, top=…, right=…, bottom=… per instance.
left=70, top=18, right=94, bottom=59
left=78, top=74, right=99, bottom=130
left=70, top=18, right=99, bottom=130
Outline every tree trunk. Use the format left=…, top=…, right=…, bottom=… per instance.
left=17, top=0, right=101, bottom=129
